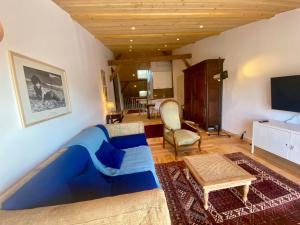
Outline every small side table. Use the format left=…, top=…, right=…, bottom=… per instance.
left=146, top=103, right=155, bottom=119
left=106, top=112, right=124, bottom=124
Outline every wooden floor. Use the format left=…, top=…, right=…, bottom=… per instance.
left=148, top=132, right=300, bottom=185
left=123, top=113, right=162, bottom=126
left=123, top=113, right=300, bottom=186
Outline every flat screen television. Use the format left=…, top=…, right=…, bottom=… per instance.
left=271, top=75, right=300, bottom=113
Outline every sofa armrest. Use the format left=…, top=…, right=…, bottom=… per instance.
left=105, top=122, right=144, bottom=138
left=0, top=189, right=171, bottom=225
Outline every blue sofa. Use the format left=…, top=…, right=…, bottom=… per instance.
left=2, top=122, right=160, bottom=210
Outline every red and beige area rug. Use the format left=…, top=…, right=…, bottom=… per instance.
left=155, top=153, right=300, bottom=225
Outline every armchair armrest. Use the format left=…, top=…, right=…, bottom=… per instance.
left=0, top=189, right=171, bottom=225
left=163, top=124, right=175, bottom=133
left=182, top=120, right=196, bottom=126
left=182, top=120, right=202, bottom=134
left=105, top=122, right=144, bottom=138
left=182, top=120, right=196, bottom=128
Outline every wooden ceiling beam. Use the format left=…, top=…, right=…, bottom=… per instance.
left=72, top=12, right=274, bottom=20
left=105, top=41, right=194, bottom=46
left=78, top=17, right=267, bottom=24
left=56, top=1, right=300, bottom=9
left=110, top=66, right=120, bottom=81
left=97, top=32, right=219, bottom=39
left=108, top=54, right=192, bottom=66
left=182, top=59, right=191, bottom=68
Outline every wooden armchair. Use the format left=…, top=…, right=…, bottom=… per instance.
left=159, top=99, right=201, bottom=159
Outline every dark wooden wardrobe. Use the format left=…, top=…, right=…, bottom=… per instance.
left=183, top=59, right=224, bottom=130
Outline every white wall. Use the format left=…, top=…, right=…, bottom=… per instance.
left=151, top=62, right=173, bottom=89
left=173, top=8, right=300, bottom=139
left=0, top=0, right=114, bottom=193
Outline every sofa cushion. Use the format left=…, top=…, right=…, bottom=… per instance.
left=2, top=145, right=90, bottom=210
left=65, top=127, right=117, bottom=176
left=110, top=146, right=161, bottom=187
left=69, top=161, right=111, bottom=202
left=110, top=133, right=148, bottom=149
left=95, top=124, right=110, bottom=140
left=110, top=171, right=158, bottom=196
left=95, top=141, right=125, bottom=169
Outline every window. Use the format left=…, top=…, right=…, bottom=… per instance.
left=139, top=90, right=147, bottom=97
left=137, top=70, right=151, bottom=80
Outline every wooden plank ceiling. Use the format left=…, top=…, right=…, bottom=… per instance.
left=54, top=0, right=300, bottom=54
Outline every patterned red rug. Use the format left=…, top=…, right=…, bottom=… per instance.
left=155, top=152, right=300, bottom=225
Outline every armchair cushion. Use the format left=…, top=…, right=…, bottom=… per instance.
left=165, top=129, right=200, bottom=146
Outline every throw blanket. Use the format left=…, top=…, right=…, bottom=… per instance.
left=65, top=127, right=160, bottom=186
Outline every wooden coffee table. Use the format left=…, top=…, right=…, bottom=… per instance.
left=183, top=153, right=256, bottom=210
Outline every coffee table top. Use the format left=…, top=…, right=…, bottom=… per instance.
left=183, top=153, right=256, bottom=188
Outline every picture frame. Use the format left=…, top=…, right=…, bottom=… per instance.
left=9, top=51, right=71, bottom=127
left=101, top=69, right=108, bottom=101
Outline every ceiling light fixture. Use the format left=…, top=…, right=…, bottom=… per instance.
left=157, top=48, right=161, bottom=51
left=131, top=26, right=136, bottom=30
left=199, top=25, right=204, bottom=29
left=129, top=49, right=132, bottom=52
left=164, top=44, right=168, bottom=47
left=132, top=74, right=136, bottom=77
left=130, top=39, right=133, bottom=42
left=176, top=38, right=180, bottom=41
left=129, top=45, right=133, bottom=48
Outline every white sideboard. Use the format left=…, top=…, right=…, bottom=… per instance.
left=252, top=120, right=300, bottom=165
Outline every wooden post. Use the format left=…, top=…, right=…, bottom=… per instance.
left=182, top=59, right=191, bottom=68
left=108, top=54, right=192, bottom=66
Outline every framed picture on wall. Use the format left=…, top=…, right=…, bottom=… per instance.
left=9, top=51, right=71, bottom=127
left=101, top=69, right=108, bottom=101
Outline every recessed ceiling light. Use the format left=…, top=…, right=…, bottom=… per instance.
left=129, top=49, right=132, bottom=52
left=164, top=44, right=168, bottom=47
left=134, top=85, right=137, bottom=88
left=132, top=73, right=136, bottom=77
left=131, top=26, right=136, bottom=30
left=157, top=48, right=161, bottom=51
left=199, top=25, right=204, bottom=29
left=176, top=38, right=180, bottom=41
left=130, top=39, right=133, bottom=42
left=129, top=45, right=133, bottom=48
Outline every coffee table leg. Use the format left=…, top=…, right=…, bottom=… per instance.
left=184, top=168, right=190, bottom=179
left=243, top=185, right=249, bottom=202
left=203, top=190, right=209, bottom=210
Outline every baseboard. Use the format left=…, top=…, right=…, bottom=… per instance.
left=221, top=129, right=252, bottom=143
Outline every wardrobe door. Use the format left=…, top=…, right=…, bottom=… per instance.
left=206, top=61, right=222, bottom=128
left=192, top=64, right=206, bottom=127
left=184, top=69, right=192, bottom=121
left=267, top=127, right=290, bottom=159
left=289, top=132, right=300, bottom=164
